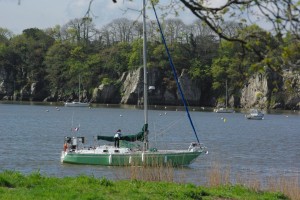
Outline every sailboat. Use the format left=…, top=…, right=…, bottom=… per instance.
left=214, top=80, right=234, bottom=113
left=64, top=75, right=90, bottom=107
left=60, top=0, right=206, bottom=166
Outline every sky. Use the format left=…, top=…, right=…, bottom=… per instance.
left=0, top=0, right=220, bottom=35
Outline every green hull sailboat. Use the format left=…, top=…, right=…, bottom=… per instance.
left=61, top=124, right=204, bottom=166
left=61, top=0, right=206, bottom=166
left=61, top=144, right=202, bottom=166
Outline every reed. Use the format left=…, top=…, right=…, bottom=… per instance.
left=115, top=161, right=299, bottom=199
left=206, top=162, right=231, bottom=187
left=115, top=161, right=175, bottom=182
left=266, top=176, right=300, bottom=200
left=205, top=162, right=299, bottom=200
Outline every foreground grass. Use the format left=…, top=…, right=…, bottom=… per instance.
left=0, top=171, right=288, bottom=200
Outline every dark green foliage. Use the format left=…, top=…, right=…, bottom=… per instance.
left=0, top=177, right=14, bottom=188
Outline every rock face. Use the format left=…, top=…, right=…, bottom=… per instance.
left=0, top=69, right=14, bottom=100
left=281, top=70, right=300, bottom=109
left=176, top=69, right=201, bottom=105
left=119, top=67, right=201, bottom=106
left=240, top=73, right=269, bottom=109
left=240, top=70, right=300, bottom=109
left=120, top=67, right=143, bottom=104
left=92, top=84, right=120, bottom=104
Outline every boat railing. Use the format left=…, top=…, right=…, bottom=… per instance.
left=149, top=142, right=204, bottom=151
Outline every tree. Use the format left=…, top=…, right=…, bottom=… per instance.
left=44, top=42, right=72, bottom=96
left=0, top=40, right=20, bottom=96
left=282, top=33, right=300, bottom=71
left=128, top=39, right=143, bottom=70
left=8, top=28, right=55, bottom=100
left=44, top=25, right=63, bottom=41
left=179, top=0, right=300, bottom=41
left=97, top=42, right=132, bottom=76
left=61, top=17, right=97, bottom=46
left=0, top=28, right=14, bottom=42
left=99, top=18, right=138, bottom=46
left=211, top=24, right=282, bottom=99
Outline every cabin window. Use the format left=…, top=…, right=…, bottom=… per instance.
left=103, top=150, right=108, bottom=153
left=114, top=150, right=119, bottom=153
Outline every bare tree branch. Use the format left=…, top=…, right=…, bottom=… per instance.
left=179, top=0, right=300, bottom=41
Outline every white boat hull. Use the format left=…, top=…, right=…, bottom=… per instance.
left=246, top=109, right=264, bottom=120
left=64, top=102, right=90, bottom=107
left=214, top=108, right=234, bottom=113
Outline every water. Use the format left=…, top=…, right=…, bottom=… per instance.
left=0, top=102, right=299, bottom=185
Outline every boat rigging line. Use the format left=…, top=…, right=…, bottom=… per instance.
left=151, top=1, right=200, bottom=144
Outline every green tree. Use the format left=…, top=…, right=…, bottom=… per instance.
left=281, top=32, right=300, bottom=72
left=0, top=41, right=20, bottom=96
left=98, top=42, right=131, bottom=76
left=44, top=42, right=72, bottom=96
left=128, top=39, right=143, bottom=70
left=211, top=38, right=251, bottom=101
left=8, top=28, right=54, bottom=100
left=0, top=28, right=13, bottom=42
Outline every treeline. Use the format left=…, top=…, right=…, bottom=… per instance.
left=0, top=17, right=299, bottom=104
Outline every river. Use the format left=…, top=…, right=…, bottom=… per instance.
left=0, top=102, right=299, bottom=185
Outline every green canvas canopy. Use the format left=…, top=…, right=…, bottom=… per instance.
left=97, top=124, right=148, bottom=142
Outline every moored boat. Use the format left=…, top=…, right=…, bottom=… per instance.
left=214, top=80, right=234, bottom=113
left=214, top=107, right=234, bottom=113
left=60, top=0, right=206, bottom=167
left=246, top=109, right=264, bottom=120
left=64, top=75, right=89, bottom=107
left=64, top=101, right=89, bottom=107
left=61, top=133, right=203, bottom=166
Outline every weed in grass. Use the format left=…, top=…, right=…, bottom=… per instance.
left=99, top=177, right=114, bottom=187
left=0, top=177, right=14, bottom=188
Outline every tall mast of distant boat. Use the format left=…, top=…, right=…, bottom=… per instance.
left=78, top=75, right=81, bottom=102
left=225, top=79, right=228, bottom=109
left=143, top=0, right=148, bottom=151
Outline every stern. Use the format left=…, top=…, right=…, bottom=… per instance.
left=60, top=151, right=66, bottom=163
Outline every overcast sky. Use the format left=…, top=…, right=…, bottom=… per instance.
left=0, top=0, right=224, bottom=35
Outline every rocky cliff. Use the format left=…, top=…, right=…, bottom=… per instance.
left=122, top=68, right=201, bottom=106
left=240, top=73, right=269, bottom=109
left=240, top=70, right=300, bottom=110
left=1, top=66, right=299, bottom=109
left=280, top=70, right=300, bottom=109
left=90, top=67, right=202, bottom=106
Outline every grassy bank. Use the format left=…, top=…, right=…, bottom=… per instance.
left=0, top=170, right=288, bottom=200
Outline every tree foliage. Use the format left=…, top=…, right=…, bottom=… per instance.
left=0, top=0, right=300, bottom=105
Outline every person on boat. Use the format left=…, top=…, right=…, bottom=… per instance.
left=63, top=142, right=68, bottom=152
left=114, top=129, right=121, bottom=148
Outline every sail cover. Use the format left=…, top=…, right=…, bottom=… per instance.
left=97, top=124, right=148, bottom=142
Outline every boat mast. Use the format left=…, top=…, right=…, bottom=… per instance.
left=143, top=0, right=148, bottom=151
left=77, top=75, right=81, bottom=102
left=225, top=79, right=227, bottom=109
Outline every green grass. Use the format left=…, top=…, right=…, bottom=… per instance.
left=0, top=170, right=289, bottom=200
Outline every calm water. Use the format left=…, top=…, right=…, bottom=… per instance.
left=0, top=102, right=299, bottom=184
